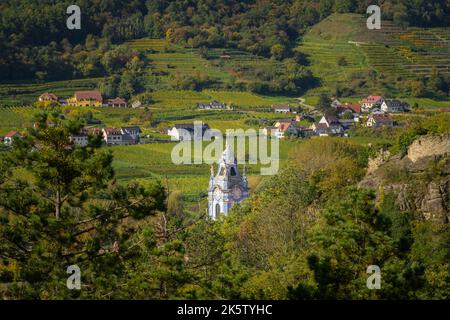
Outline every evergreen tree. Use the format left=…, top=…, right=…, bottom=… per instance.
left=0, top=111, right=166, bottom=299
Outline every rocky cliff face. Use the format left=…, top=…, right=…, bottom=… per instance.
left=360, top=135, right=449, bottom=223
left=407, top=134, right=450, bottom=163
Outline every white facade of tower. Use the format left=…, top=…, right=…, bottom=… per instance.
left=208, top=144, right=249, bottom=219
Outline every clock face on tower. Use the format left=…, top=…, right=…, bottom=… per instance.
left=213, top=187, right=222, bottom=201
left=231, top=186, right=242, bottom=200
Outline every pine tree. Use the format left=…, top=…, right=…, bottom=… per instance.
left=0, top=111, right=166, bottom=299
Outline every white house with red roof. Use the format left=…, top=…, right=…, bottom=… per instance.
left=264, top=120, right=297, bottom=139
left=275, top=120, right=298, bottom=138
left=361, top=95, right=384, bottom=111
left=3, top=131, right=21, bottom=146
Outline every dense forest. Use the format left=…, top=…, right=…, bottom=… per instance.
left=1, top=0, right=449, bottom=83
left=0, top=111, right=449, bottom=299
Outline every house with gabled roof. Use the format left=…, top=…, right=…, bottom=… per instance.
left=70, top=129, right=89, bottom=147
left=167, top=123, right=210, bottom=141
left=361, top=95, right=384, bottom=111
left=3, top=131, right=21, bottom=146
left=366, top=114, right=395, bottom=128
left=121, top=126, right=141, bottom=144
left=381, top=100, right=409, bottom=113
left=107, top=97, right=127, bottom=108
left=273, top=120, right=298, bottom=138
left=39, top=92, right=58, bottom=102
left=311, top=115, right=344, bottom=136
left=336, top=103, right=361, bottom=116
left=273, top=105, right=292, bottom=113
left=68, top=91, right=103, bottom=107
left=310, top=122, right=331, bottom=136
left=102, top=128, right=123, bottom=145
left=198, top=101, right=228, bottom=110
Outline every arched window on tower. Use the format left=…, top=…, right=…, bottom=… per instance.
left=230, top=167, right=237, bottom=176
left=215, top=203, right=221, bottom=218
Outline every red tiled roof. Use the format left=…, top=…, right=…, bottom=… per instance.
left=278, top=122, right=292, bottom=131
left=87, top=128, right=102, bottom=135
left=74, top=91, right=103, bottom=102
left=5, top=130, right=19, bottom=138
left=370, top=114, right=392, bottom=123
left=108, top=97, right=127, bottom=104
left=104, top=128, right=122, bottom=135
left=362, top=95, right=383, bottom=104
left=345, top=104, right=361, bottom=113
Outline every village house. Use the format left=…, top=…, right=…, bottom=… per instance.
left=38, top=92, right=58, bottom=102
left=310, top=115, right=345, bottom=136
left=381, top=100, right=409, bottom=113
left=131, top=100, right=142, bottom=109
left=102, top=128, right=123, bottom=145
left=37, top=92, right=67, bottom=106
left=198, top=101, right=228, bottom=110
left=310, top=122, right=331, bottom=136
left=70, top=126, right=141, bottom=146
left=270, top=120, right=298, bottom=138
left=106, top=97, right=128, bottom=108
left=319, top=115, right=342, bottom=130
left=361, top=95, right=384, bottom=112
left=87, top=127, right=103, bottom=137
left=121, top=126, right=141, bottom=144
left=3, top=131, right=21, bottom=146
left=366, top=114, right=395, bottom=128
left=167, top=123, right=210, bottom=141
left=336, top=103, right=361, bottom=117
left=67, top=91, right=103, bottom=107
left=70, top=129, right=89, bottom=147
left=273, top=105, right=292, bottom=114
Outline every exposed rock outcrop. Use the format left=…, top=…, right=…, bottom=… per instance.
left=360, top=135, right=449, bottom=223
left=407, top=134, right=450, bottom=163
left=421, top=180, right=449, bottom=223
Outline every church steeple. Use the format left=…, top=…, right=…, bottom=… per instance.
left=208, top=142, right=249, bottom=220
left=222, top=142, right=236, bottom=165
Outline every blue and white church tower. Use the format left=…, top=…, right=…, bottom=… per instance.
left=208, top=143, right=249, bottom=219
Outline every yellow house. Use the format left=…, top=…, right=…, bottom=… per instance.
left=67, top=91, right=103, bottom=107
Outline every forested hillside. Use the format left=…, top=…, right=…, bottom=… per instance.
left=1, top=0, right=449, bottom=81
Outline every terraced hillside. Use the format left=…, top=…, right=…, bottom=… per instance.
left=297, top=13, right=450, bottom=96
left=127, top=38, right=281, bottom=85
